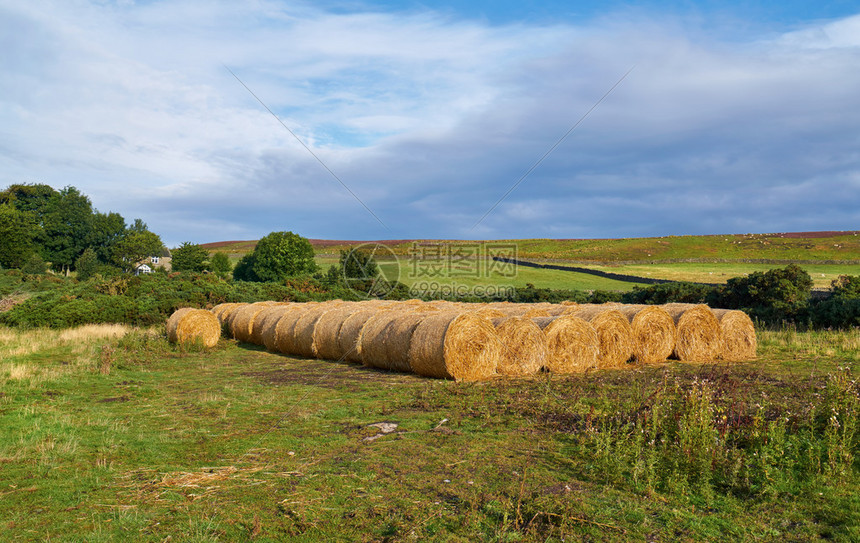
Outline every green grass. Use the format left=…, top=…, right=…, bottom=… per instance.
left=214, top=232, right=860, bottom=292
left=210, top=232, right=860, bottom=264
left=314, top=256, right=647, bottom=292
left=579, top=262, right=858, bottom=289
left=1, top=325, right=858, bottom=541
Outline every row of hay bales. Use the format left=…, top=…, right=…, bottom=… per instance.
left=168, top=300, right=756, bottom=381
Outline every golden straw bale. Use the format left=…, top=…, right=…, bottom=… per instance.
left=167, top=308, right=220, bottom=348
left=662, top=303, right=722, bottom=362
left=166, top=308, right=195, bottom=338
left=292, top=304, right=342, bottom=358
left=522, top=307, right=551, bottom=318
left=261, top=305, right=305, bottom=352
left=610, top=304, right=676, bottom=364
left=483, top=304, right=534, bottom=316
left=360, top=310, right=427, bottom=372
left=313, top=305, right=364, bottom=360
left=532, top=316, right=599, bottom=373
left=214, top=303, right=246, bottom=334
left=475, top=308, right=508, bottom=318
left=547, top=303, right=578, bottom=316
left=409, top=311, right=500, bottom=381
left=336, top=308, right=390, bottom=363
left=274, top=303, right=319, bottom=355
left=566, top=307, right=634, bottom=368
left=230, top=302, right=278, bottom=343
left=252, top=304, right=293, bottom=349
left=211, top=303, right=242, bottom=322
left=712, top=308, right=757, bottom=361
left=491, top=316, right=546, bottom=376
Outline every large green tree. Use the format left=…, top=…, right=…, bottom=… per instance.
left=0, top=183, right=57, bottom=217
left=111, top=223, right=163, bottom=272
left=41, top=186, right=95, bottom=272
left=88, top=211, right=127, bottom=264
left=171, top=242, right=209, bottom=272
left=235, top=231, right=317, bottom=282
left=0, top=204, right=38, bottom=269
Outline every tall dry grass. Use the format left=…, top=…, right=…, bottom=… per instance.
left=0, top=324, right=146, bottom=384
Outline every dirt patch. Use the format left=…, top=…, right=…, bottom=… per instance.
left=240, top=358, right=426, bottom=391
left=99, top=395, right=131, bottom=403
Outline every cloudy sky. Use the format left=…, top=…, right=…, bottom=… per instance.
left=2, top=0, right=859, bottom=246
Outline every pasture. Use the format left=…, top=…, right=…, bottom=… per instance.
left=208, top=232, right=860, bottom=292
left=1, top=324, right=857, bottom=541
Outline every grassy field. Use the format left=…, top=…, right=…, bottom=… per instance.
left=207, top=232, right=860, bottom=263
left=209, top=232, right=859, bottom=292
left=314, top=256, right=647, bottom=292
left=1, top=325, right=858, bottom=541
left=577, top=262, right=858, bottom=289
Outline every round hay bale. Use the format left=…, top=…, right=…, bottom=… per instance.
left=230, top=302, right=278, bottom=343
left=475, top=308, right=507, bottom=318
left=532, top=316, right=599, bottom=373
left=662, top=303, right=722, bottom=362
left=313, top=305, right=364, bottom=361
left=255, top=304, right=296, bottom=351
left=491, top=316, right=546, bottom=376
left=360, top=310, right=426, bottom=372
left=167, top=308, right=220, bottom=348
left=547, top=303, right=577, bottom=316
left=166, top=307, right=195, bottom=338
left=211, top=302, right=242, bottom=321
left=522, top=307, right=551, bottom=318
left=409, top=312, right=501, bottom=381
left=483, top=304, right=531, bottom=316
left=712, top=309, right=757, bottom=361
left=611, top=304, right=676, bottom=364
left=337, top=308, right=390, bottom=363
left=214, top=303, right=247, bottom=334
left=566, top=307, right=635, bottom=368
left=274, top=303, right=320, bottom=355
left=292, top=304, right=341, bottom=358
left=250, top=302, right=290, bottom=345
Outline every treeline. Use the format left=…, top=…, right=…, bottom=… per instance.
left=0, top=183, right=162, bottom=275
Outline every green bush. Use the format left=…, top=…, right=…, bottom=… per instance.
left=171, top=242, right=209, bottom=272
left=74, top=248, right=99, bottom=281
left=811, top=275, right=860, bottom=329
left=710, top=264, right=813, bottom=324
left=622, top=281, right=715, bottom=305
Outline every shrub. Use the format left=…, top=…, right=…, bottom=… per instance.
left=209, top=251, right=232, bottom=275
left=232, top=254, right=257, bottom=282
left=171, top=242, right=209, bottom=272
left=622, top=281, right=715, bottom=305
left=75, top=248, right=99, bottom=281
left=21, top=253, right=47, bottom=275
left=811, top=275, right=860, bottom=329
left=711, top=264, right=813, bottom=324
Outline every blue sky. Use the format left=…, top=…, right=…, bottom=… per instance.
left=2, top=0, right=859, bottom=246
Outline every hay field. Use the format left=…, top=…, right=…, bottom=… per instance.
left=0, top=323, right=857, bottom=541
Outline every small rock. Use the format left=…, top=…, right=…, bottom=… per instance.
left=367, top=422, right=398, bottom=434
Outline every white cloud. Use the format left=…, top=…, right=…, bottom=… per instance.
left=1, top=1, right=859, bottom=245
